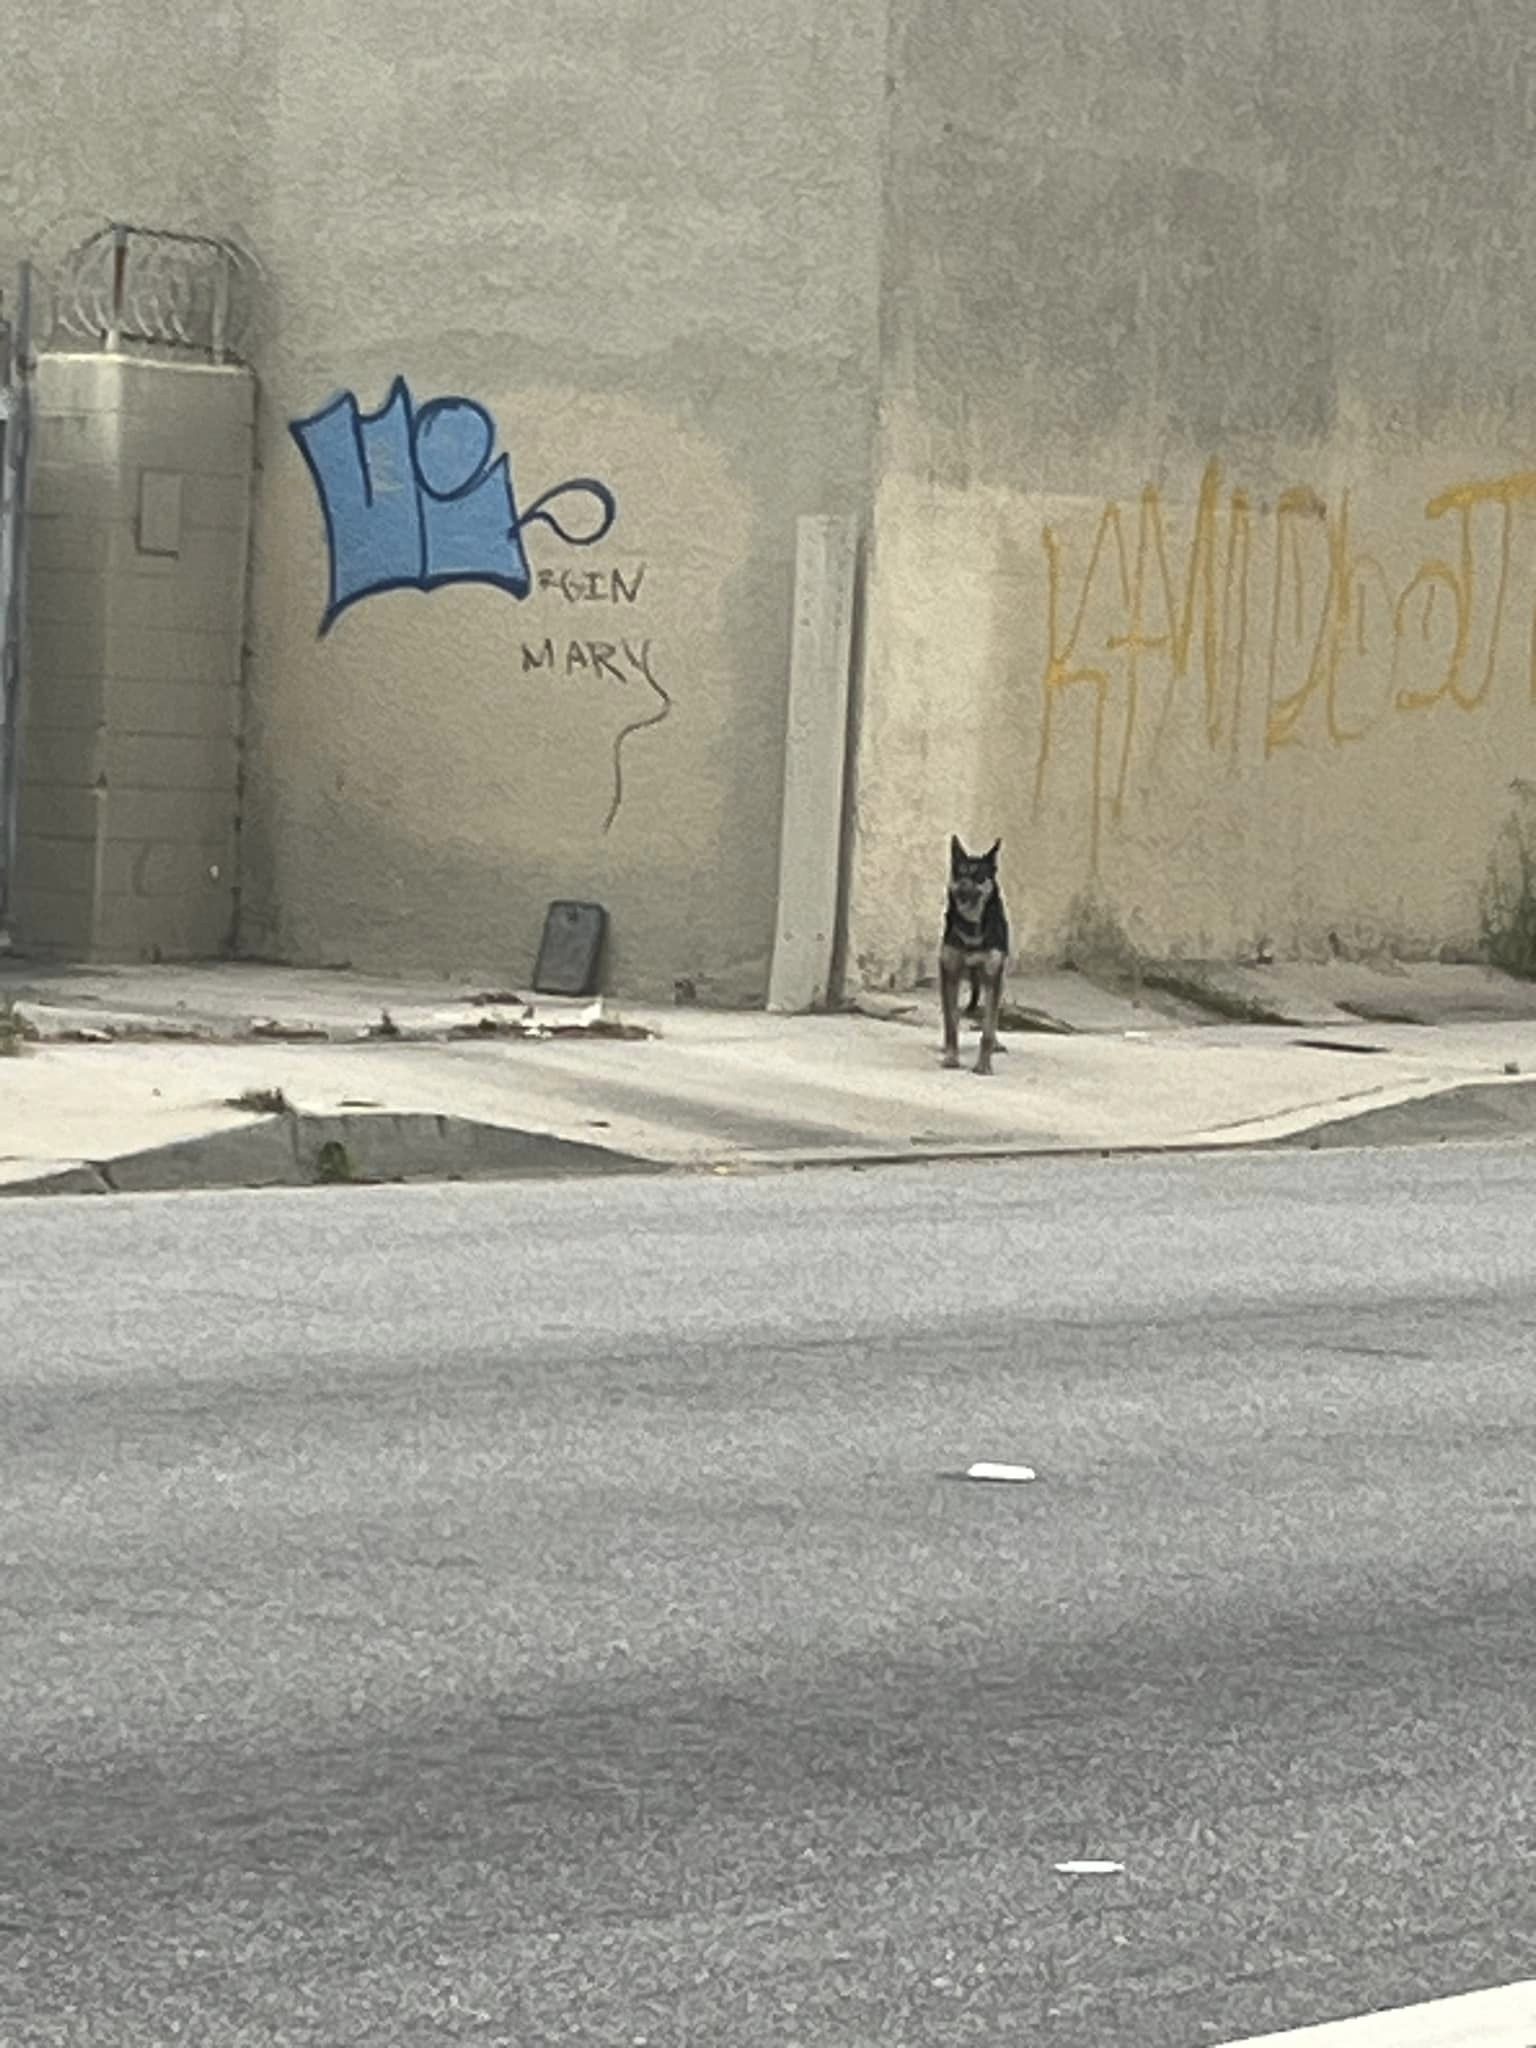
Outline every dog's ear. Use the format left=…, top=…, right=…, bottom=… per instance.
left=949, top=835, right=965, bottom=864
left=983, top=838, right=1001, bottom=865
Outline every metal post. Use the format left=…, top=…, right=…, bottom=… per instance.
left=211, top=245, right=230, bottom=366
left=106, top=223, right=128, bottom=352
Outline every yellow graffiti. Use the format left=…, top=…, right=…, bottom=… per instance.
left=1033, top=462, right=1536, bottom=868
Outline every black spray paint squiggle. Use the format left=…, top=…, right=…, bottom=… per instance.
left=605, top=652, right=673, bottom=834
left=513, top=479, right=618, bottom=551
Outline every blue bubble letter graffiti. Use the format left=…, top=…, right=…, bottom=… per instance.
left=291, top=378, right=618, bottom=635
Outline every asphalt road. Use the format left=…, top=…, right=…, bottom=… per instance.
left=2, top=1147, right=1534, bottom=2047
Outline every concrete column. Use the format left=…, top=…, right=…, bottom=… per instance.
left=767, top=514, right=859, bottom=1013
left=14, top=352, right=253, bottom=960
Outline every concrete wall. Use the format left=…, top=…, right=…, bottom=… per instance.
left=14, top=0, right=1536, bottom=995
left=4, top=0, right=883, bottom=1000
left=236, top=0, right=885, bottom=1000
left=0, top=2, right=258, bottom=274
left=14, top=355, right=252, bottom=959
left=849, top=0, right=1536, bottom=986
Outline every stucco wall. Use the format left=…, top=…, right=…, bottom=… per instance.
left=850, top=0, right=1536, bottom=985
left=237, top=0, right=885, bottom=999
left=17, top=0, right=1536, bottom=996
left=0, top=1, right=258, bottom=272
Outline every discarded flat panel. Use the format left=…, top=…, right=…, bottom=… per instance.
left=965, top=1461, right=1037, bottom=1483
left=137, top=469, right=183, bottom=556
left=1053, top=1860, right=1124, bottom=1875
left=533, top=900, right=607, bottom=997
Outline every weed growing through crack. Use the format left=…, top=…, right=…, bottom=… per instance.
left=1483, top=782, right=1536, bottom=979
left=314, top=1139, right=355, bottom=1184
left=228, top=1087, right=293, bottom=1116
left=0, top=1002, right=37, bottom=1056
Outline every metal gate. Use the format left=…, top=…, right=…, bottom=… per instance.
left=0, top=262, right=35, bottom=943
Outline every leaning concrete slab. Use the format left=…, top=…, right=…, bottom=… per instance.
left=1136, top=962, right=1354, bottom=1027
left=768, top=513, right=859, bottom=1014
left=1311, top=961, right=1536, bottom=1026
left=855, top=968, right=1226, bottom=1039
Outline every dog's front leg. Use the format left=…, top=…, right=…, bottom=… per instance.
left=939, top=953, right=962, bottom=1068
left=974, top=964, right=1003, bottom=1076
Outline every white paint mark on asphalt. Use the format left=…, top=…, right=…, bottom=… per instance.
left=965, top=1461, right=1037, bottom=1482
left=1210, top=1976, right=1536, bottom=2046
left=1053, top=1860, right=1125, bottom=1875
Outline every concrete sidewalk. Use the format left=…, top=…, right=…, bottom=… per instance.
left=5, top=957, right=1536, bottom=1194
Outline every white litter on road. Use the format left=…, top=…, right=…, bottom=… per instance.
left=1053, top=1860, right=1125, bottom=1875
left=965, top=1461, right=1037, bottom=1482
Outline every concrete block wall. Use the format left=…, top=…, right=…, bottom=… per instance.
left=14, top=354, right=253, bottom=960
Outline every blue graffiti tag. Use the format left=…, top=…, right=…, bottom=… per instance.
left=290, top=377, right=618, bottom=634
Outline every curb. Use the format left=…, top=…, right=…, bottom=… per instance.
left=0, top=1109, right=656, bottom=1198
left=722, top=1075, right=1536, bottom=1175
left=5, top=1078, right=1536, bottom=1200
left=1262, top=1075, right=1536, bottom=1150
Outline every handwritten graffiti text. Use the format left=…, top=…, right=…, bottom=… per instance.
left=535, top=564, right=646, bottom=606
left=1032, top=460, right=1536, bottom=869
left=520, top=636, right=659, bottom=685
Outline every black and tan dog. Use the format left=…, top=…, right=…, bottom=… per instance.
left=940, top=836, right=1008, bottom=1075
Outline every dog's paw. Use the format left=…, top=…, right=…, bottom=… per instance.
left=973, top=1059, right=994, bottom=1077
left=942, top=1050, right=961, bottom=1070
